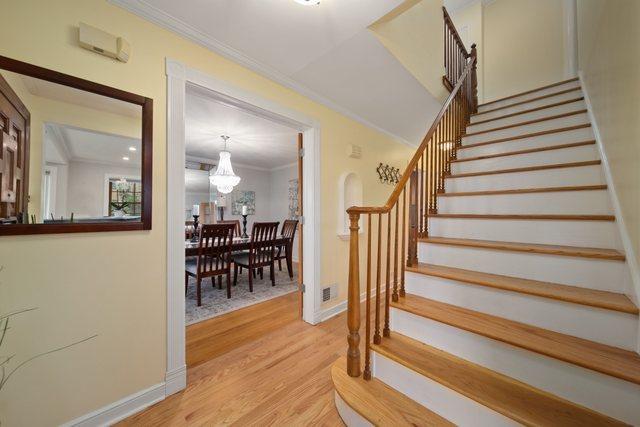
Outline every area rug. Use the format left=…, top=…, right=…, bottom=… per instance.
left=185, top=266, right=299, bottom=325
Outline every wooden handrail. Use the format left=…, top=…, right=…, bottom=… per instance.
left=346, top=8, right=478, bottom=379
left=347, top=57, right=476, bottom=216
left=442, top=6, right=469, bottom=57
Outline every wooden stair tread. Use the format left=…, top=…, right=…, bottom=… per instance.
left=439, top=184, right=607, bottom=197
left=465, top=109, right=588, bottom=137
left=450, top=140, right=595, bottom=163
left=475, top=87, right=582, bottom=116
left=331, top=356, right=453, bottom=426
left=406, top=263, right=638, bottom=314
left=478, top=77, right=579, bottom=108
left=420, top=236, right=626, bottom=261
left=458, top=124, right=592, bottom=150
left=391, top=295, right=640, bottom=385
left=447, top=160, right=601, bottom=178
left=469, top=97, right=585, bottom=126
left=430, top=213, right=615, bottom=221
left=373, top=333, right=628, bottom=426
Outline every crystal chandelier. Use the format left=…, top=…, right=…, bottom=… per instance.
left=209, top=135, right=241, bottom=194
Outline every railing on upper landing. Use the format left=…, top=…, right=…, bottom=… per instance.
left=345, top=7, right=478, bottom=379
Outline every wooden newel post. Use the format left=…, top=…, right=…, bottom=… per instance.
left=407, top=171, right=419, bottom=267
left=470, top=43, right=478, bottom=114
left=346, top=211, right=361, bottom=377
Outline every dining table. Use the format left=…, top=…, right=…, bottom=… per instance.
left=185, top=235, right=292, bottom=268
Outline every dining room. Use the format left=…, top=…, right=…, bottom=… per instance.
left=182, top=83, right=303, bottom=346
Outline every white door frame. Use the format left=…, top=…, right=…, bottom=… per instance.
left=165, top=58, right=321, bottom=395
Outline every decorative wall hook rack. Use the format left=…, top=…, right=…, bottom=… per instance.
left=376, top=163, right=400, bottom=185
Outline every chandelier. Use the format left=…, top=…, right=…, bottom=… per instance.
left=209, top=135, right=241, bottom=194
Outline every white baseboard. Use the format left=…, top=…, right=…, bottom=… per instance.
left=314, top=289, right=387, bottom=324
left=165, top=365, right=187, bottom=396
left=62, top=382, right=166, bottom=427
left=62, top=366, right=186, bottom=426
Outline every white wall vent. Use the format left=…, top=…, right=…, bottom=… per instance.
left=322, top=284, right=338, bottom=302
left=346, top=144, right=362, bottom=159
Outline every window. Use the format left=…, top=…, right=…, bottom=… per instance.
left=108, top=178, right=142, bottom=216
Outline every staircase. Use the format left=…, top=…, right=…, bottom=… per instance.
left=332, top=76, right=640, bottom=426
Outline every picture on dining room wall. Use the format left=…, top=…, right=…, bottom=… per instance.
left=232, top=190, right=255, bottom=215
left=288, top=179, right=299, bottom=220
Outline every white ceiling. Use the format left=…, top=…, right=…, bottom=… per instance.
left=132, top=0, right=404, bottom=76
left=45, top=123, right=141, bottom=167
left=185, top=85, right=299, bottom=170
left=111, top=0, right=442, bottom=145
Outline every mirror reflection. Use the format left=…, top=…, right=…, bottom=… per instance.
left=0, top=69, right=142, bottom=225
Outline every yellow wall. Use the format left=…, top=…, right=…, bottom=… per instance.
left=2, top=70, right=141, bottom=221
left=577, top=0, right=640, bottom=289
left=483, top=0, right=566, bottom=102
left=0, top=1, right=413, bottom=425
left=449, top=1, right=484, bottom=103
left=370, top=0, right=448, bottom=102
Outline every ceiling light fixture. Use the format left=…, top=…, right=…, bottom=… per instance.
left=129, top=146, right=137, bottom=152
left=294, top=0, right=320, bottom=5
left=122, top=156, right=130, bottom=161
left=209, top=135, right=241, bottom=194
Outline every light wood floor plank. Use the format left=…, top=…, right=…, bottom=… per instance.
left=118, top=294, right=352, bottom=426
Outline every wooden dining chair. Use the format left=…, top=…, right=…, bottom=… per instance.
left=233, top=222, right=279, bottom=291
left=274, top=219, right=298, bottom=279
left=185, top=223, right=235, bottom=305
left=217, top=219, right=242, bottom=237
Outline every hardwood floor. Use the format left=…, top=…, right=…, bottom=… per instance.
left=119, top=295, right=351, bottom=426
left=187, top=291, right=301, bottom=367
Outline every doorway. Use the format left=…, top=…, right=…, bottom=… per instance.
left=165, top=59, right=320, bottom=394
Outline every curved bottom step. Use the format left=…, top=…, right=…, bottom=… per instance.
left=331, top=357, right=452, bottom=426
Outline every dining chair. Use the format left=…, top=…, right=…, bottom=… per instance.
left=217, top=219, right=241, bottom=237
left=233, top=222, right=279, bottom=291
left=185, top=223, right=235, bottom=305
left=274, top=219, right=298, bottom=279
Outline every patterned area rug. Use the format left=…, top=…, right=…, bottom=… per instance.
left=185, top=265, right=299, bottom=325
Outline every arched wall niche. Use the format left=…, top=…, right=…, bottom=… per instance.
left=338, top=172, right=363, bottom=240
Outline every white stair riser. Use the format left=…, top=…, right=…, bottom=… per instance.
left=457, top=127, right=594, bottom=160
left=373, top=352, right=517, bottom=426
left=452, top=144, right=598, bottom=175
left=477, top=82, right=581, bottom=113
left=429, top=217, right=620, bottom=249
left=446, top=165, right=604, bottom=192
left=419, top=243, right=630, bottom=292
left=462, top=113, right=589, bottom=145
left=438, top=190, right=613, bottom=215
left=404, top=273, right=638, bottom=350
left=334, top=393, right=373, bottom=427
left=468, top=100, right=586, bottom=133
left=391, top=309, right=640, bottom=425
left=472, top=89, right=583, bottom=123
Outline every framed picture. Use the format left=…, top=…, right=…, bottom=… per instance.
left=232, top=191, right=255, bottom=215
left=288, top=179, right=299, bottom=220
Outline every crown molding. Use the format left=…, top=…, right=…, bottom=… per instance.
left=108, top=0, right=415, bottom=147
left=270, top=161, right=298, bottom=172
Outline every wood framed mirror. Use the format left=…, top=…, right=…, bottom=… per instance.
left=0, top=55, right=152, bottom=236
